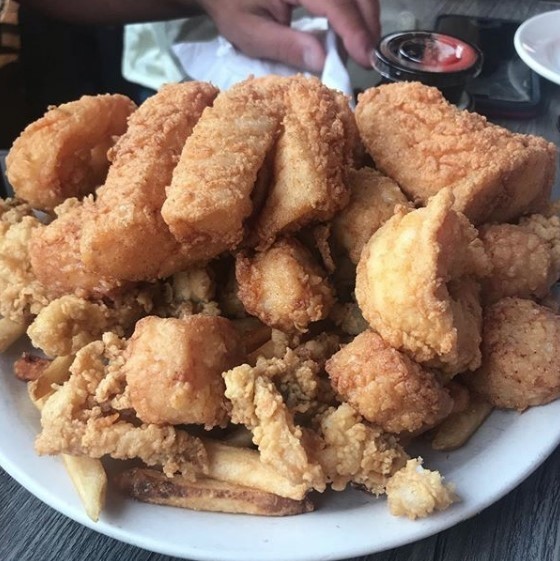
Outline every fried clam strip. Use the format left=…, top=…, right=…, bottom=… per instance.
left=250, top=76, right=350, bottom=250
left=356, top=188, right=491, bottom=377
left=27, top=290, right=154, bottom=357
left=313, top=403, right=408, bottom=494
left=6, top=94, right=136, bottom=211
left=222, top=335, right=341, bottom=491
left=35, top=333, right=208, bottom=478
left=0, top=199, right=50, bottom=324
left=81, top=82, right=220, bottom=282
left=162, top=76, right=285, bottom=251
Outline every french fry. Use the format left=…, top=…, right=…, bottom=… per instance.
left=27, top=355, right=107, bottom=521
left=115, top=468, right=314, bottom=516
left=203, top=439, right=308, bottom=501
left=27, top=355, right=74, bottom=408
left=62, top=455, right=107, bottom=522
left=431, top=397, right=493, bottom=451
left=0, top=316, right=27, bottom=352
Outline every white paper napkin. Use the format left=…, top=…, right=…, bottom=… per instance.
left=171, top=17, right=353, bottom=96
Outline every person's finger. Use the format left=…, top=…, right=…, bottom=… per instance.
left=296, top=0, right=378, bottom=67
left=221, top=13, right=326, bottom=72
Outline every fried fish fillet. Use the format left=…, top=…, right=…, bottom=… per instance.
left=6, top=94, right=136, bottom=211
left=249, top=76, right=350, bottom=249
left=355, top=82, right=556, bottom=224
left=162, top=77, right=285, bottom=250
left=80, top=82, right=219, bottom=282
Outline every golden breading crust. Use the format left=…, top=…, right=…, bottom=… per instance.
left=331, top=167, right=412, bottom=264
left=80, top=82, right=219, bottom=282
left=124, top=315, right=244, bottom=427
left=6, top=94, right=136, bottom=210
left=326, top=330, right=453, bottom=434
left=355, top=188, right=490, bottom=376
left=355, top=82, right=556, bottom=225
left=236, top=237, right=335, bottom=333
left=465, top=298, right=560, bottom=410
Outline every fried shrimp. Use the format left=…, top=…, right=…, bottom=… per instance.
left=326, top=331, right=453, bottom=434
left=124, top=315, right=244, bottom=428
left=465, top=298, right=560, bottom=410
left=79, top=82, right=219, bottom=282
left=162, top=77, right=284, bottom=250
left=355, top=189, right=490, bottom=376
left=331, top=167, right=412, bottom=264
left=355, top=82, right=556, bottom=224
left=6, top=94, right=136, bottom=211
left=250, top=76, right=350, bottom=249
left=236, top=237, right=335, bottom=333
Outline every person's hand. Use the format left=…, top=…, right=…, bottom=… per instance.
left=197, top=0, right=380, bottom=72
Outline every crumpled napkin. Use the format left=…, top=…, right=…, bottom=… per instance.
left=172, top=17, right=353, bottom=96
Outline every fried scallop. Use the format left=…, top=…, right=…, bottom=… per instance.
left=465, top=298, right=560, bottom=410
left=162, top=77, right=285, bottom=250
left=236, top=237, right=335, bottom=333
left=80, top=82, right=219, bottom=282
left=326, top=330, right=453, bottom=434
left=355, top=82, right=556, bottom=224
left=6, top=94, right=136, bottom=210
left=479, top=219, right=560, bottom=304
left=331, top=167, right=412, bottom=264
left=355, top=188, right=490, bottom=376
left=123, top=315, right=244, bottom=428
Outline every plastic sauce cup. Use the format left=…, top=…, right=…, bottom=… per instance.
left=372, top=31, right=483, bottom=109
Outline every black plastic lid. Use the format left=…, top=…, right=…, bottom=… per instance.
left=372, top=31, right=483, bottom=88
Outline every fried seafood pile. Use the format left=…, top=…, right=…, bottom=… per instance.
left=2, top=78, right=560, bottom=522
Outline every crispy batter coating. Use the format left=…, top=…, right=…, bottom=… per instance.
left=29, top=198, right=127, bottom=299
left=331, top=167, right=411, bottom=264
left=236, top=237, right=335, bottom=333
left=6, top=94, right=136, bottom=210
left=355, top=189, right=490, bottom=376
left=223, top=362, right=327, bottom=491
left=35, top=333, right=208, bottom=478
left=465, top=298, right=560, bottom=410
left=355, top=82, right=556, bottom=224
left=124, top=315, right=244, bottom=427
left=314, top=403, right=408, bottom=493
left=479, top=218, right=560, bottom=304
left=27, top=291, right=153, bottom=357
left=386, top=458, right=457, bottom=519
left=326, top=331, right=453, bottom=434
left=249, top=76, right=350, bottom=249
left=0, top=199, right=50, bottom=322
left=162, top=77, right=284, bottom=250
left=80, top=82, right=219, bottom=282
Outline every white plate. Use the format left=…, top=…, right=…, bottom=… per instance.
left=514, top=10, right=560, bottom=85
left=2, top=339, right=560, bottom=561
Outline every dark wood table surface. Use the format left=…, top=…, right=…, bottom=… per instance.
left=2, top=0, right=560, bottom=560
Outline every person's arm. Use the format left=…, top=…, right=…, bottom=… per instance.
left=198, top=0, right=380, bottom=71
left=17, top=0, right=380, bottom=71
left=15, top=0, right=204, bottom=24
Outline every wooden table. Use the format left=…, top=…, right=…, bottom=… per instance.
left=1, top=0, right=560, bottom=560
